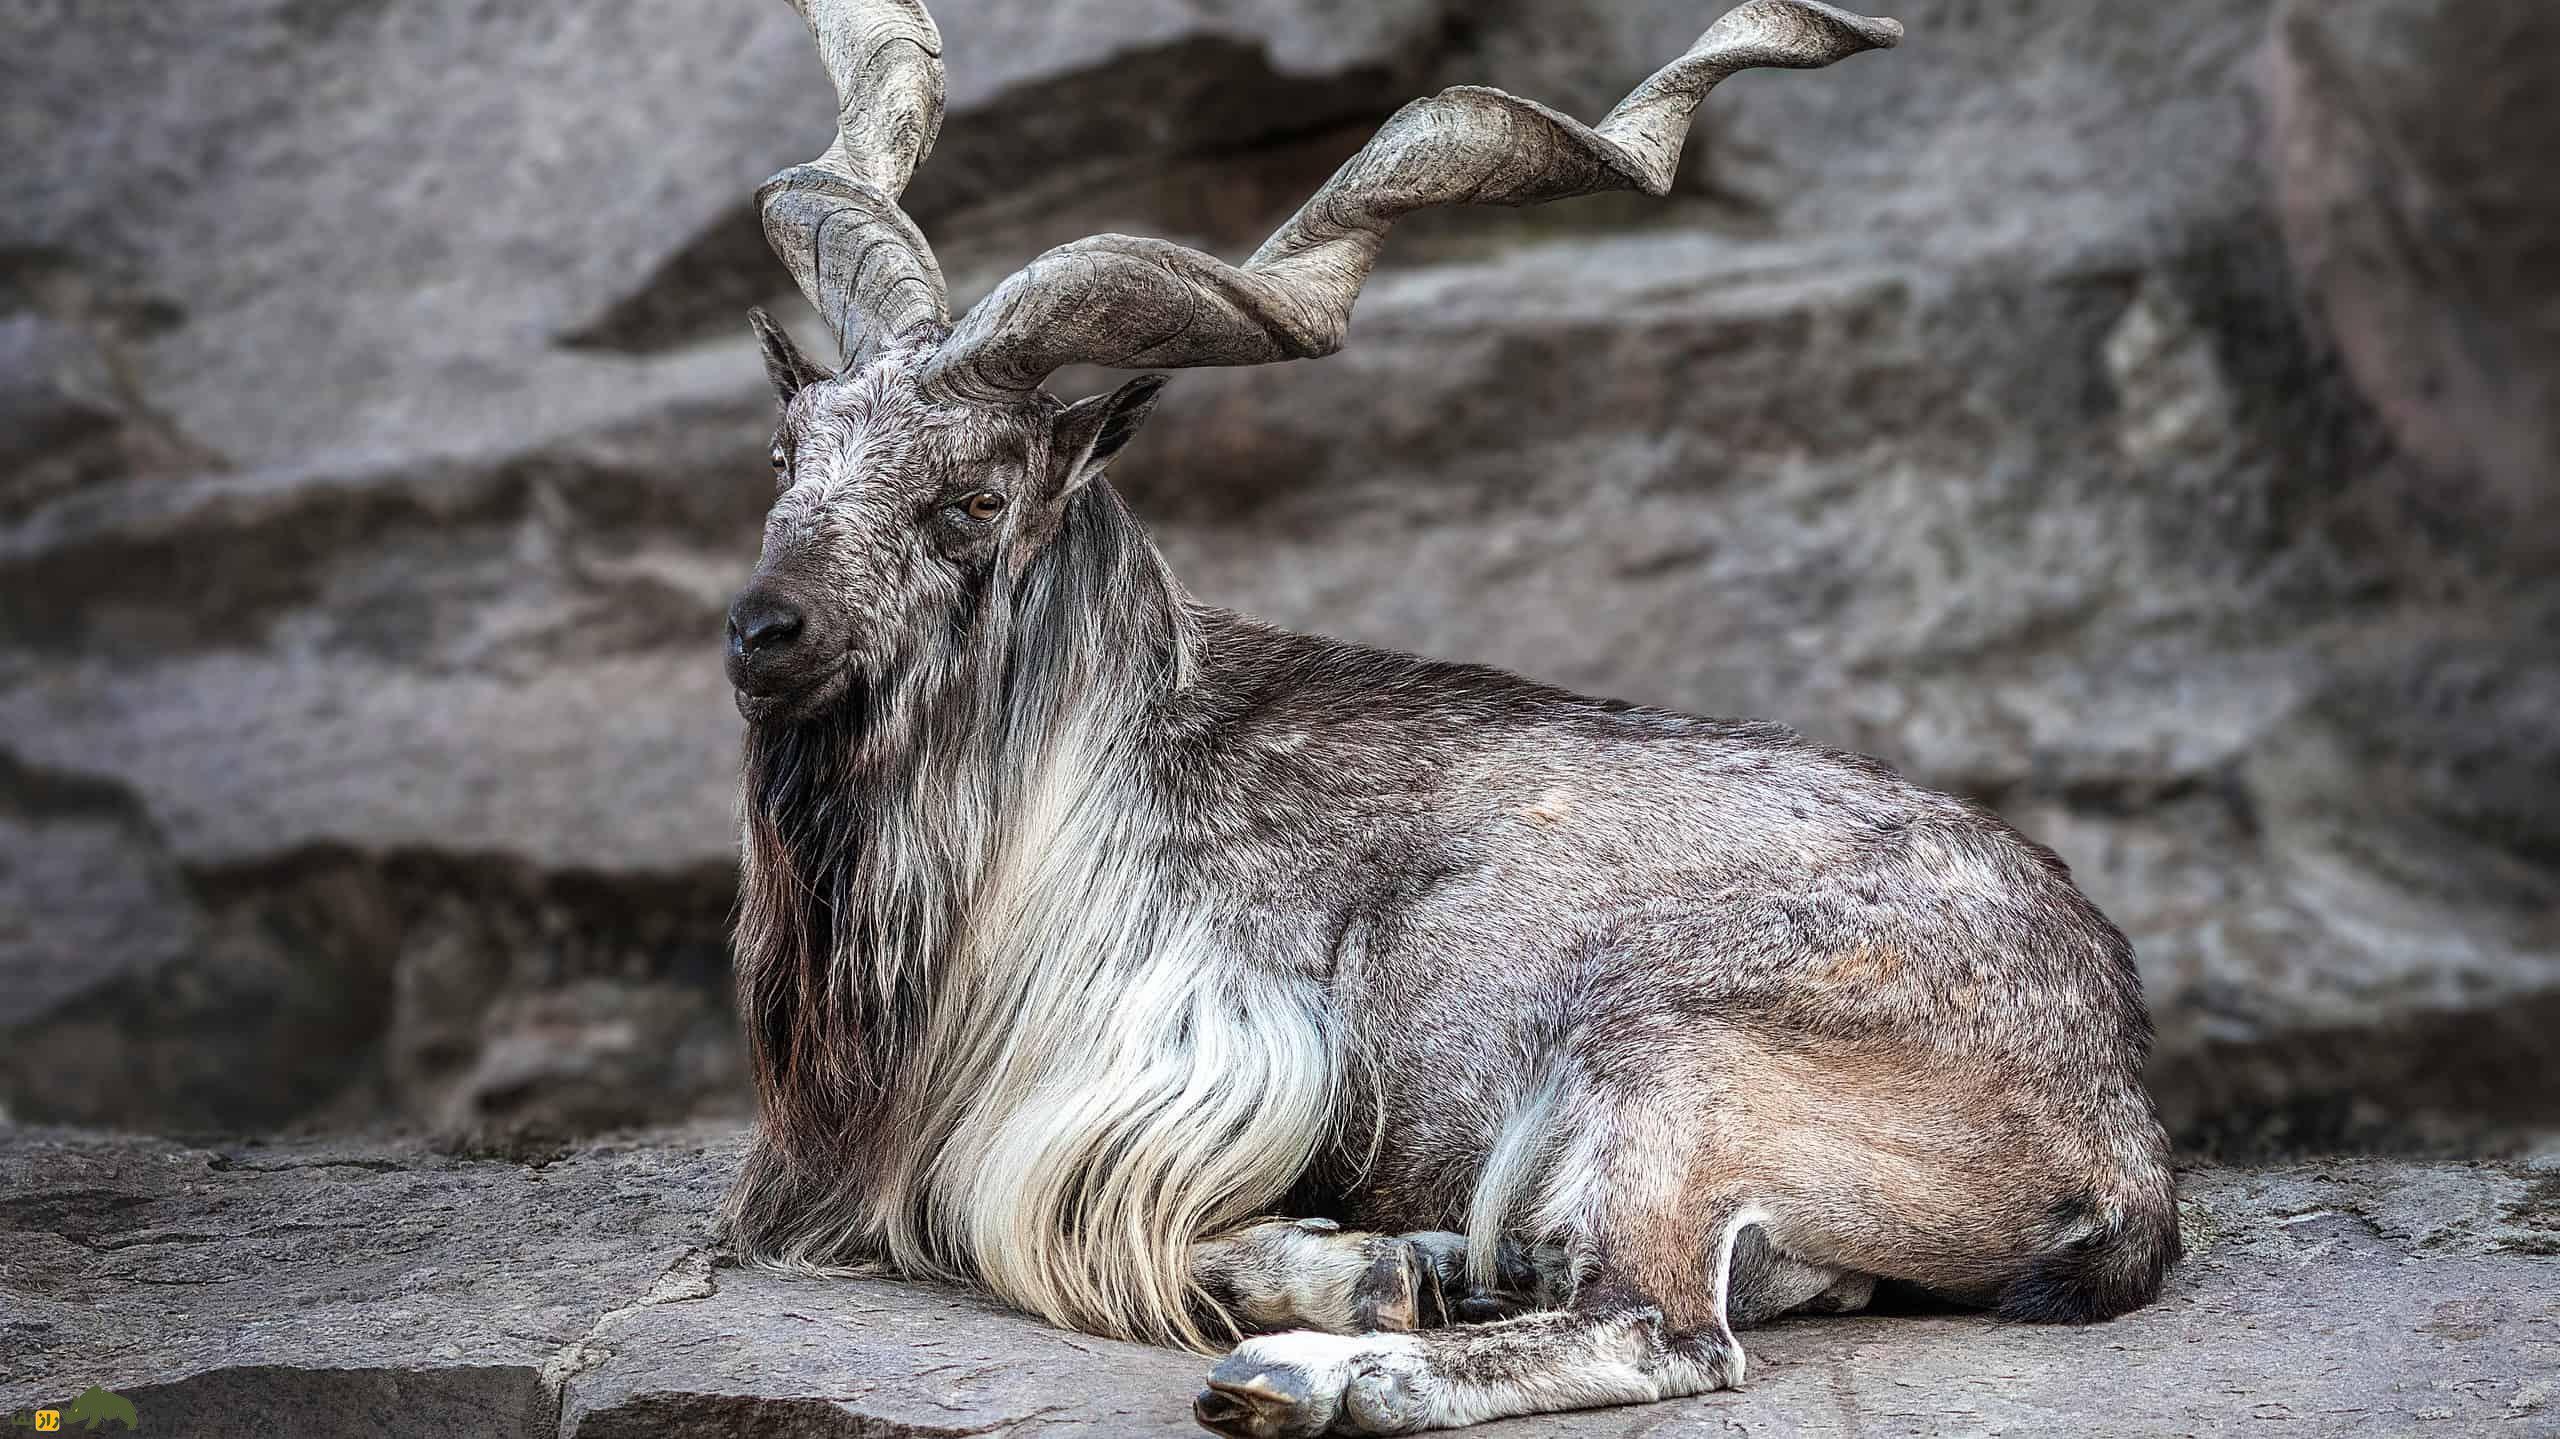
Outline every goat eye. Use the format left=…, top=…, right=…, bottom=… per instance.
left=963, top=491, right=1007, bottom=521
left=769, top=447, right=788, bottom=475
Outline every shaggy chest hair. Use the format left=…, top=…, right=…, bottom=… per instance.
left=726, top=492, right=1340, bottom=1348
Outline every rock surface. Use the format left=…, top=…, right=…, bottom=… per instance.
left=2, top=1129, right=2556, bottom=1437
left=3, top=0, right=2556, bottom=1148
left=2268, top=0, right=2560, bottom=556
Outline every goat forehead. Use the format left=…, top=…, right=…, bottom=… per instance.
left=767, top=385, right=924, bottom=523
left=783, top=372, right=1034, bottom=504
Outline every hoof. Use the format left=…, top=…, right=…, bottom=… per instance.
left=1351, top=1241, right=1427, bottom=1332
left=1356, top=1232, right=1557, bottom=1332
left=1198, top=1333, right=1429, bottom=1437
left=1195, top=1358, right=1330, bottom=1438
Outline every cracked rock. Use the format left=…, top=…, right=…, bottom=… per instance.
left=3, top=1129, right=2556, bottom=1437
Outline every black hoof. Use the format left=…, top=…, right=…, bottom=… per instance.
left=1194, top=1362, right=1320, bottom=1438
left=1193, top=1385, right=1260, bottom=1436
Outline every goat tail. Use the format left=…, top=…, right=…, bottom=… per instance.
left=1996, top=1171, right=2182, bottom=1324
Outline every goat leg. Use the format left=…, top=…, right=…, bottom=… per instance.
left=1191, top=1219, right=1559, bottom=1338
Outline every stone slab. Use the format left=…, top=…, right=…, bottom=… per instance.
left=4, top=1129, right=2554, bottom=1436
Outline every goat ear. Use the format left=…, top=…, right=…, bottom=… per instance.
left=1048, top=374, right=1167, bottom=500
left=749, top=307, right=830, bottom=403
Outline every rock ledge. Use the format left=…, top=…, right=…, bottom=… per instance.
left=2, top=1129, right=2553, bottom=1436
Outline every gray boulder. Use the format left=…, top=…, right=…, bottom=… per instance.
left=2269, top=0, right=2560, bottom=557
left=1, top=0, right=2553, bottom=1149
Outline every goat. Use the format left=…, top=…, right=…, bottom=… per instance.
left=716, top=1, right=2181, bottom=1433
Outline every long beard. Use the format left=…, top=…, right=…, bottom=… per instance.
left=738, top=692, right=880, bottom=1147
left=736, top=607, right=993, bottom=1128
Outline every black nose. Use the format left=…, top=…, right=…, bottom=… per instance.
left=727, top=592, right=804, bottom=656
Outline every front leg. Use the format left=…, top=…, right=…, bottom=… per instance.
left=1194, top=1196, right=1763, bottom=1436
left=1192, top=1287, right=1742, bottom=1438
left=1191, top=1219, right=1557, bottom=1337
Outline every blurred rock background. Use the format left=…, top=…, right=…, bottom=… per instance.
left=2, top=0, right=2553, bottom=1155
